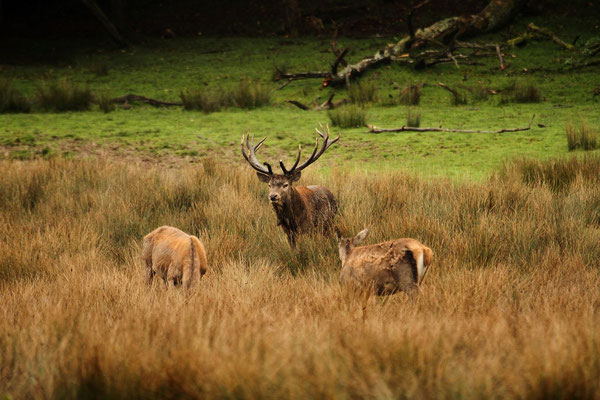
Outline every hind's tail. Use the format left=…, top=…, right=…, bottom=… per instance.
left=417, top=246, right=434, bottom=285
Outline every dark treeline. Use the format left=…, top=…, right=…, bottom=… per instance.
left=2, top=0, right=592, bottom=40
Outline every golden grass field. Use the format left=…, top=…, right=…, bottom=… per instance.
left=1, top=157, right=599, bottom=399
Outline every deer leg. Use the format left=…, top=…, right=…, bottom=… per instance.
left=287, top=232, right=297, bottom=248
left=166, top=262, right=179, bottom=289
left=403, top=283, right=419, bottom=300
left=144, top=256, right=155, bottom=285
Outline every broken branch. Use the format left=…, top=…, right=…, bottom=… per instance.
left=527, top=23, right=575, bottom=51
left=495, top=44, right=506, bottom=70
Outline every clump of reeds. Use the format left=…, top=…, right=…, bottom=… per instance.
left=565, top=120, right=598, bottom=151
left=36, top=79, right=93, bottom=112
left=328, top=104, right=367, bottom=128
left=348, top=81, right=378, bottom=105
left=0, top=80, right=32, bottom=113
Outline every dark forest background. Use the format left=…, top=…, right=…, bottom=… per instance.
left=1, top=0, right=597, bottom=41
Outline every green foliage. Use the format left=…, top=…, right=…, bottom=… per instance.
left=36, top=80, right=93, bottom=112
left=0, top=80, right=31, bottom=113
left=348, top=81, right=377, bottom=105
left=328, top=105, right=366, bottom=128
left=566, top=120, right=598, bottom=151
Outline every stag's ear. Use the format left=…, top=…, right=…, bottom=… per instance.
left=289, top=170, right=301, bottom=182
left=256, top=172, right=271, bottom=183
left=353, top=228, right=369, bottom=246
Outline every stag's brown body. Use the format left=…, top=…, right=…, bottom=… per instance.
left=142, top=226, right=208, bottom=288
left=271, top=184, right=338, bottom=242
left=242, top=125, right=340, bottom=246
left=339, top=230, right=433, bottom=296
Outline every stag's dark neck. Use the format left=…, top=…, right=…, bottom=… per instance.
left=272, top=186, right=306, bottom=233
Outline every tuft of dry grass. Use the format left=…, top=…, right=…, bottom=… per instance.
left=500, top=82, right=542, bottom=104
left=231, top=80, right=272, bottom=109
left=36, top=79, right=93, bottom=112
left=95, top=92, right=116, bottom=113
left=566, top=120, right=599, bottom=151
left=406, top=108, right=421, bottom=127
left=180, top=88, right=226, bottom=113
left=397, top=82, right=422, bottom=106
left=1, top=156, right=599, bottom=399
left=0, top=80, right=32, bottom=113
left=181, top=80, right=271, bottom=112
left=328, top=104, right=367, bottom=128
left=348, top=81, right=378, bottom=105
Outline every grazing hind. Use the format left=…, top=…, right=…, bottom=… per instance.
left=337, top=229, right=433, bottom=296
left=142, top=226, right=207, bottom=288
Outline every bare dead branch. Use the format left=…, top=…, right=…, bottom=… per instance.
left=407, top=0, right=431, bottom=43
left=527, top=23, right=575, bottom=51
left=275, top=71, right=329, bottom=82
left=332, top=48, right=349, bottom=75
left=367, top=115, right=536, bottom=134
left=277, top=79, right=294, bottom=90
left=436, top=82, right=466, bottom=104
left=286, top=94, right=348, bottom=111
left=286, top=100, right=311, bottom=110
left=495, top=44, right=506, bottom=70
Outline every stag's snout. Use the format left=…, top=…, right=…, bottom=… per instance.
left=269, top=193, right=280, bottom=203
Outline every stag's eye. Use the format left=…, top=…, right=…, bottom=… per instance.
left=283, top=183, right=289, bottom=189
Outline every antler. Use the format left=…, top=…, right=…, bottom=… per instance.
left=241, top=132, right=273, bottom=175
left=280, top=123, right=340, bottom=175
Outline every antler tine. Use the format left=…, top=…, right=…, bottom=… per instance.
left=241, top=131, right=272, bottom=175
left=280, top=144, right=302, bottom=175
left=291, top=124, right=340, bottom=173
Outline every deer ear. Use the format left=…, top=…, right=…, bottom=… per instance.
left=289, top=170, right=301, bottom=182
left=353, top=228, right=369, bottom=246
left=256, top=172, right=271, bottom=183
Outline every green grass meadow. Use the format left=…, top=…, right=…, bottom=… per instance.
left=2, top=18, right=600, bottom=180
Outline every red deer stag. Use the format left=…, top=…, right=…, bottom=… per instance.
left=338, top=229, right=433, bottom=296
left=241, top=124, right=340, bottom=247
left=142, top=226, right=208, bottom=289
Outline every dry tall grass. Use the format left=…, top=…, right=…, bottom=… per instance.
left=1, top=156, right=599, bottom=399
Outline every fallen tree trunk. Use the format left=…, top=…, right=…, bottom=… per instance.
left=367, top=115, right=536, bottom=134
left=283, top=0, right=527, bottom=86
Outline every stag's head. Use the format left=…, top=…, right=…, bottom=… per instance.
left=337, top=228, right=369, bottom=264
left=241, top=124, right=339, bottom=206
